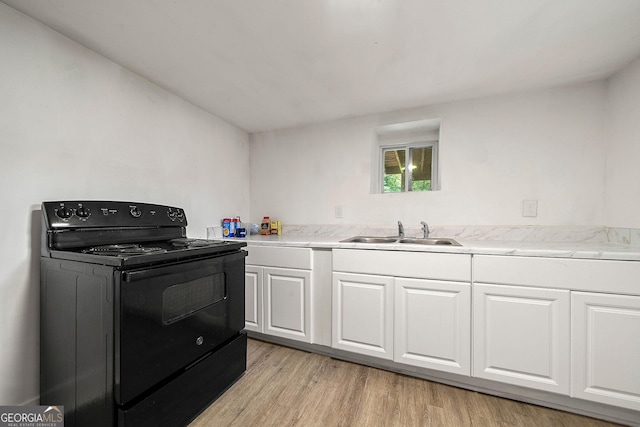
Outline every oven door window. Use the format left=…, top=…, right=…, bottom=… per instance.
left=163, top=274, right=226, bottom=324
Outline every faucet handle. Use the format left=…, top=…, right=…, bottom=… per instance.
left=421, top=221, right=430, bottom=238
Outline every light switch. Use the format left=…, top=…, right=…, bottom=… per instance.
left=335, top=205, right=343, bottom=218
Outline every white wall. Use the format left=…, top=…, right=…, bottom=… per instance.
left=604, top=57, right=640, bottom=228
left=250, top=82, right=607, bottom=227
left=0, top=4, right=250, bottom=405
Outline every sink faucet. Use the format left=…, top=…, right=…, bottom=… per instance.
left=397, top=221, right=404, bottom=238
left=421, top=221, right=430, bottom=239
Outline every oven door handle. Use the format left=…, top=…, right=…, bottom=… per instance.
left=122, top=265, right=188, bottom=282
left=122, top=251, right=244, bottom=282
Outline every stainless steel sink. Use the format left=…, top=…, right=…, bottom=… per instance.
left=339, top=236, right=399, bottom=244
left=339, top=236, right=461, bottom=246
left=398, top=237, right=461, bottom=246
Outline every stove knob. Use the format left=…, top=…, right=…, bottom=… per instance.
left=76, top=206, right=91, bottom=219
left=167, top=209, right=177, bottom=221
left=56, top=206, right=72, bottom=219
left=130, top=207, right=142, bottom=218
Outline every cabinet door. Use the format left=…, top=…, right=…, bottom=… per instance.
left=332, top=272, right=394, bottom=360
left=473, top=284, right=570, bottom=394
left=572, top=292, right=640, bottom=411
left=394, top=278, right=470, bottom=375
left=264, top=267, right=312, bottom=343
left=244, top=265, right=263, bottom=332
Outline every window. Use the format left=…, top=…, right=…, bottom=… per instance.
left=372, top=118, right=441, bottom=193
left=382, top=143, right=436, bottom=192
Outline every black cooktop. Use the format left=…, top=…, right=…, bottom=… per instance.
left=48, top=237, right=246, bottom=268
left=81, top=239, right=231, bottom=256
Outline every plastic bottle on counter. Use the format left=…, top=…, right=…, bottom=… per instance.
left=229, top=218, right=237, bottom=237
left=260, top=216, right=270, bottom=235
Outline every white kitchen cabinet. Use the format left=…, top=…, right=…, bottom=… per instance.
left=572, top=292, right=640, bottom=411
left=332, top=249, right=472, bottom=366
left=394, top=278, right=470, bottom=375
left=264, top=267, right=312, bottom=341
left=332, top=272, right=394, bottom=360
left=244, top=265, right=263, bottom=333
left=473, top=283, right=570, bottom=394
left=245, top=246, right=314, bottom=344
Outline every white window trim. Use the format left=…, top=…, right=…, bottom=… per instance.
left=371, top=118, right=441, bottom=194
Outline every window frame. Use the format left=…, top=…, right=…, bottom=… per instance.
left=379, top=138, right=439, bottom=193
left=371, top=118, right=442, bottom=195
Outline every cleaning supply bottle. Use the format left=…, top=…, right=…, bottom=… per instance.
left=260, top=216, right=270, bottom=235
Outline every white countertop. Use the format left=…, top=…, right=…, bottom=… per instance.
left=238, top=234, right=640, bottom=261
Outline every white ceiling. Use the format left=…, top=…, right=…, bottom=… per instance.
left=3, top=0, right=640, bottom=133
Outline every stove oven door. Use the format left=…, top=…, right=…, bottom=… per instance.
left=114, top=250, right=245, bottom=406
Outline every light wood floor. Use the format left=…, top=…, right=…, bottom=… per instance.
left=189, top=339, right=620, bottom=427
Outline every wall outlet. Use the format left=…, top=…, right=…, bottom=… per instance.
left=335, top=205, right=343, bottom=218
left=522, top=199, right=538, bottom=217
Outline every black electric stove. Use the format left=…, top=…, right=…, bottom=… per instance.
left=40, top=200, right=247, bottom=427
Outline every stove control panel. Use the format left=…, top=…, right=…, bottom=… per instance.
left=42, top=201, right=187, bottom=228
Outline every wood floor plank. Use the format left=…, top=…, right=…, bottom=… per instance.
left=189, top=339, right=622, bottom=427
